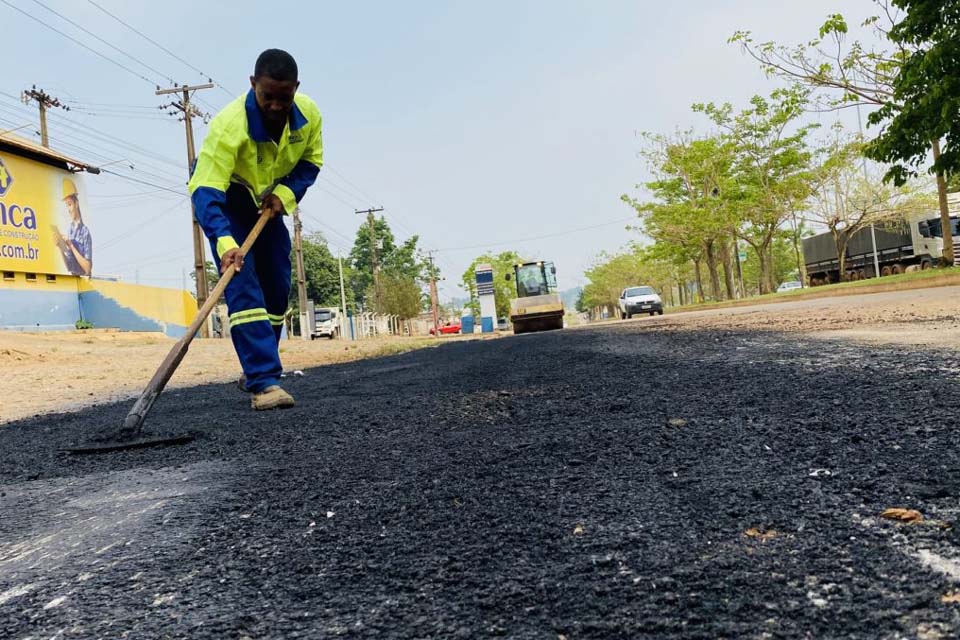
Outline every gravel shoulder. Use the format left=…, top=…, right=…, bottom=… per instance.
left=0, top=331, right=460, bottom=424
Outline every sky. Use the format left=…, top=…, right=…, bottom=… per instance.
left=0, top=0, right=885, bottom=300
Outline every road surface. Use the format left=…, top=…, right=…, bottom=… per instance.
left=3, top=288, right=960, bottom=638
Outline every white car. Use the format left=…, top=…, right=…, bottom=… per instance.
left=618, top=286, right=663, bottom=319
left=776, top=280, right=803, bottom=293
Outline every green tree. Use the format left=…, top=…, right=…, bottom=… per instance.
left=461, top=251, right=522, bottom=320
left=624, top=133, right=738, bottom=301
left=376, top=272, right=423, bottom=319
left=864, top=0, right=960, bottom=264
left=294, top=232, right=351, bottom=309
left=190, top=260, right=221, bottom=290
left=740, top=233, right=799, bottom=295
left=575, top=289, right=588, bottom=314
left=695, top=87, right=817, bottom=294
left=349, top=216, right=427, bottom=310
left=731, top=5, right=956, bottom=262
left=807, top=132, right=932, bottom=279
left=285, top=233, right=355, bottom=336
left=581, top=245, right=681, bottom=313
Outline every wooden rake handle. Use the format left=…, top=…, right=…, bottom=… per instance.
left=121, top=209, right=273, bottom=434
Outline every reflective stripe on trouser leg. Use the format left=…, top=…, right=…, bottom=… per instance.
left=207, top=217, right=283, bottom=393
left=231, top=308, right=270, bottom=327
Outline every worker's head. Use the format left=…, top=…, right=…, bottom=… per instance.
left=62, top=179, right=81, bottom=221
left=250, top=49, right=300, bottom=128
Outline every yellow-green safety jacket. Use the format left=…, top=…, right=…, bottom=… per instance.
left=188, top=89, right=323, bottom=258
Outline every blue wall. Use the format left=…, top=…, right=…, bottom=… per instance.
left=1, top=276, right=193, bottom=337
left=78, top=290, right=186, bottom=337
left=0, top=288, right=80, bottom=330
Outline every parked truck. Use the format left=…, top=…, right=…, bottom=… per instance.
left=309, top=306, right=340, bottom=340
left=803, top=213, right=958, bottom=285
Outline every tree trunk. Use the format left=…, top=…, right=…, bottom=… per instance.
left=932, top=138, right=955, bottom=265
left=693, top=259, right=705, bottom=303
left=718, top=239, right=736, bottom=299
left=832, top=228, right=848, bottom=280
left=677, top=280, right=686, bottom=306
left=768, top=245, right=777, bottom=293
left=790, top=212, right=806, bottom=287
left=757, top=243, right=772, bottom=295
left=704, top=240, right=724, bottom=301
left=732, top=233, right=746, bottom=298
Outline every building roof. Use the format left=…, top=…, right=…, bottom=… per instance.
left=0, top=131, right=99, bottom=174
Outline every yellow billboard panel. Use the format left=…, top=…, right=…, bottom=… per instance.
left=0, top=152, right=92, bottom=277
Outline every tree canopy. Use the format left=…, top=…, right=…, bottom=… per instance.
left=461, top=251, right=522, bottom=320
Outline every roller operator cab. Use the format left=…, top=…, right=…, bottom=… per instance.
left=504, top=261, right=565, bottom=334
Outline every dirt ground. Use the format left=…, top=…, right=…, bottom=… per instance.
left=593, top=284, right=960, bottom=347
left=3, top=284, right=958, bottom=425
left=0, top=331, right=462, bottom=424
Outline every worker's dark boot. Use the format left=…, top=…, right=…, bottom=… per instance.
left=251, top=386, right=295, bottom=411
left=237, top=374, right=249, bottom=393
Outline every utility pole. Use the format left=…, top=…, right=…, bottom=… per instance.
left=427, top=252, right=440, bottom=338
left=292, top=207, right=309, bottom=340
left=157, top=82, right=215, bottom=333
left=355, top=207, right=384, bottom=310
left=21, top=86, right=69, bottom=148
left=338, top=251, right=349, bottom=341
left=856, top=104, right=884, bottom=277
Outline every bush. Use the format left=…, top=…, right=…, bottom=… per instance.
left=75, top=319, right=94, bottom=330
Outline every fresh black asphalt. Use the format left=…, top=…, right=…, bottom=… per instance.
left=3, top=322, right=960, bottom=638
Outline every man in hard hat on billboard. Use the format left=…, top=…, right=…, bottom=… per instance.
left=188, top=48, right=323, bottom=411
left=54, top=178, right=93, bottom=276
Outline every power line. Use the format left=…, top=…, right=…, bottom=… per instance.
left=100, top=168, right=187, bottom=196
left=299, top=210, right=356, bottom=248
left=323, top=163, right=420, bottom=241
left=98, top=197, right=187, bottom=250
left=65, top=101, right=163, bottom=110
left=26, top=127, right=186, bottom=186
left=435, top=217, right=637, bottom=253
left=108, top=248, right=193, bottom=271
left=0, top=0, right=160, bottom=87
left=90, top=188, right=176, bottom=199
left=325, top=164, right=381, bottom=205
left=27, top=0, right=176, bottom=85
left=314, top=184, right=364, bottom=211
left=317, top=174, right=367, bottom=205
left=86, top=0, right=236, bottom=98
left=66, top=110, right=174, bottom=122
left=0, top=95, right=187, bottom=173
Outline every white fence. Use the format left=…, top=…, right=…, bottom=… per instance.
left=341, top=313, right=433, bottom=340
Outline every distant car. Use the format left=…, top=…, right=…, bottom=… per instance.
left=430, top=321, right=461, bottom=335
left=618, top=286, right=663, bottom=319
left=496, top=316, right=509, bottom=331
left=776, top=280, right=803, bottom=293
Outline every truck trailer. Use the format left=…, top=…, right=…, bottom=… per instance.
left=803, top=214, right=958, bottom=285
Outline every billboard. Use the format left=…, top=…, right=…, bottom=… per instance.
left=0, top=151, right=93, bottom=277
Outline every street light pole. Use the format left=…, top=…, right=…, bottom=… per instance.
left=857, top=105, right=882, bottom=278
